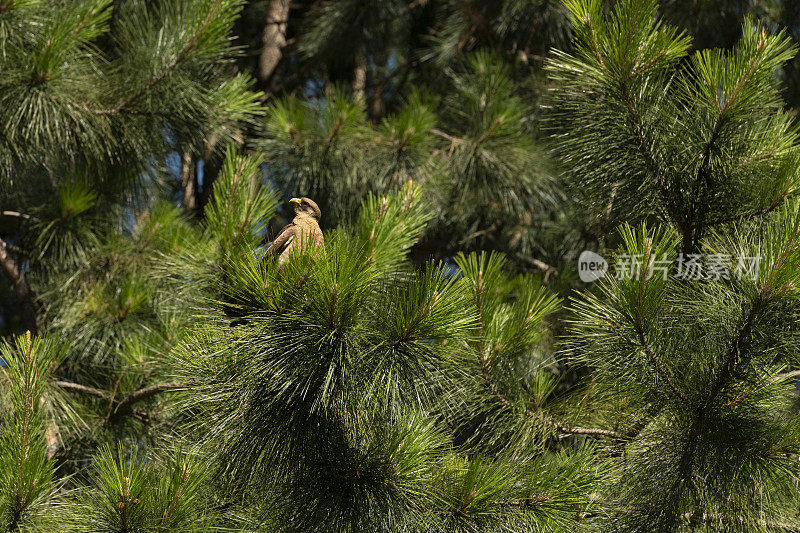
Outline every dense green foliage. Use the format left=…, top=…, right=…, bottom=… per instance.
left=4, top=0, right=800, bottom=531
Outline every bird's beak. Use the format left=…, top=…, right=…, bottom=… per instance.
left=289, top=198, right=301, bottom=205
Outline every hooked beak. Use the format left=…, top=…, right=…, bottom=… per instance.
left=289, top=198, right=302, bottom=205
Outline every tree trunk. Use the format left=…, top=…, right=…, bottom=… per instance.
left=180, top=146, right=197, bottom=213
left=199, top=133, right=221, bottom=217
left=369, top=70, right=386, bottom=120
left=353, top=46, right=367, bottom=103
left=0, top=237, right=37, bottom=335
left=258, top=0, right=290, bottom=93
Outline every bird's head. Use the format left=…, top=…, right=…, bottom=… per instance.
left=290, top=197, right=321, bottom=220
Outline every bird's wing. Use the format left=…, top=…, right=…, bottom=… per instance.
left=265, top=223, right=296, bottom=257
left=312, top=221, right=324, bottom=246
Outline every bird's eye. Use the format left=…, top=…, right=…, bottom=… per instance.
left=301, top=200, right=308, bottom=206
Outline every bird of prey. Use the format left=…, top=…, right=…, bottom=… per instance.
left=264, top=197, right=323, bottom=267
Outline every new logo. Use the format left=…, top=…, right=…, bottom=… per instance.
left=578, top=251, right=608, bottom=282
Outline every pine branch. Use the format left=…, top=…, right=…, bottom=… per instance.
left=703, top=220, right=800, bottom=410
left=610, top=402, right=663, bottom=452
left=724, top=368, right=800, bottom=409
left=585, top=10, right=608, bottom=74
left=670, top=273, right=770, bottom=500
left=631, top=238, right=689, bottom=405
left=665, top=289, right=767, bottom=505
left=220, top=157, right=247, bottom=243
left=710, top=192, right=792, bottom=226
left=112, top=382, right=186, bottom=420
left=53, top=380, right=129, bottom=408
left=634, top=324, right=689, bottom=404
left=326, top=113, right=346, bottom=144
left=775, top=369, right=800, bottom=382
left=52, top=380, right=187, bottom=423
left=682, top=511, right=798, bottom=531
left=620, top=85, right=687, bottom=242
left=94, top=1, right=225, bottom=115
left=514, top=252, right=557, bottom=276
left=706, top=299, right=762, bottom=414
left=468, top=257, right=619, bottom=439
left=430, top=128, right=466, bottom=145
left=481, top=362, right=624, bottom=439
left=475, top=117, right=502, bottom=145
left=160, top=464, right=191, bottom=527
left=1, top=211, right=41, bottom=223
left=10, top=332, right=37, bottom=532
left=717, top=31, right=769, bottom=115
left=687, top=101, right=731, bottom=243
left=457, top=223, right=498, bottom=245
left=731, top=139, right=785, bottom=173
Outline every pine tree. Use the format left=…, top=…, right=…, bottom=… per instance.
left=255, top=51, right=562, bottom=274
left=0, top=0, right=262, bottom=334
left=549, top=0, right=799, bottom=254
left=171, top=178, right=603, bottom=532
left=0, top=333, right=60, bottom=532
left=548, top=0, right=800, bottom=529
left=6, top=0, right=800, bottom=532
left=0, top=0, right=262, bottom=529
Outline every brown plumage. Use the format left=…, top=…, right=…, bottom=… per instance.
left=264, top=197, right=323, bottom=267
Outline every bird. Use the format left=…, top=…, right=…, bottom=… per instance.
left=226, top=198, right=322, bottom=327
left=263, top=197, right=323, bottom=268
